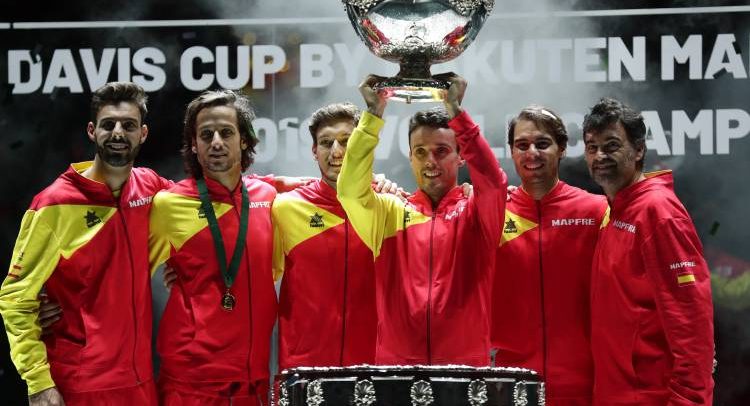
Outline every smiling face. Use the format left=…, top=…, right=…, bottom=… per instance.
left=584, top=121, right=645, bottom=195
left=87, top=102, right=147, bottom=167
left=511, top=119, right=564, bottom=189
left=409, top=125, right=464, bottom=206
left=313, top=119, right=354, bottom=189
left=191, top=105, right=247, bottom=177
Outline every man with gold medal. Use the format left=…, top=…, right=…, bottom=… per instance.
left=148, top=90, right=277, bottom=406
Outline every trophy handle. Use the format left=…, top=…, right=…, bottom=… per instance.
left=374, top=77, right=448, bottom=104
left=374, top=60, right=450, bottom=104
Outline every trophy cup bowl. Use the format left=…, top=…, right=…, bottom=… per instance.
left=343, top=0, right=494, bottom=103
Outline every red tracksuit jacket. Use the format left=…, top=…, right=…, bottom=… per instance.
left=492, top=181, right=607, bottom=405
left=149, top=176, right=278, bottom=401
left=337, top=111, right=507, bottom=366
left=591, top=171, right=714, bottom=406
left=272, top=179, right=377, bottom=370
left=0, top=162, right=169, bottom=396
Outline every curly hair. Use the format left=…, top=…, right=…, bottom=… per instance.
left=181, top=90, right=258, bottom=178
left=583, top=97, right=646, bottom=169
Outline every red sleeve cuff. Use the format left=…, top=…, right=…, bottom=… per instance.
left=447, top=110, right=478, bottom=138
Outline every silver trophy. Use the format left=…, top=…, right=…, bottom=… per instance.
left=343, top=0, right=494, bottom=103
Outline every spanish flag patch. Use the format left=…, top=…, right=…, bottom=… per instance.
left=677, top=273, right=696, bottom=286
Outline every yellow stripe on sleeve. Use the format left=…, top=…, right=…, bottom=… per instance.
left=337, top=112, right=432, bottom=259
left=337, top=112, right=388, bottom=257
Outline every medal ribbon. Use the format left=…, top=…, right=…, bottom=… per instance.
left=196, top=177, right=249, bottom=289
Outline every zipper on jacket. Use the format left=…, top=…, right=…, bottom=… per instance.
left=116, top=199, right=142, bottom=385
left=231, top=188, right=255, bottom=374
left=536, top=201, right=548, bottom=379
left=339, top=218, right=350, bottom=366
left=427, top=212, right=436, bottom=364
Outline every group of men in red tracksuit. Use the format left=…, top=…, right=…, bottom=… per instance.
left=1, top=75, right=714, bottom=406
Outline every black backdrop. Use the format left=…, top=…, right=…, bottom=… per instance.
left=1, top=1, right=749, bottom=405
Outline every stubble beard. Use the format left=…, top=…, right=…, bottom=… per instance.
left=205, top=160, right=232, bottom=173
left=97, top=140, right=140, bottom=167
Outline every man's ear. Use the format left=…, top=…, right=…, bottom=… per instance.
left=139, top=125, right=149, bottom=145
left=635, top=141, right=646, bottom=162
left=86, top=122, right=96, bottom=142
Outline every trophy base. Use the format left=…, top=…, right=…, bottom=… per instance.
left=375, top=78, right=449, bottom=104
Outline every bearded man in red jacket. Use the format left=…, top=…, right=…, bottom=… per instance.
left=584, top=97, right=714, bottom=406
left=1, top=82, right=168, bottom=405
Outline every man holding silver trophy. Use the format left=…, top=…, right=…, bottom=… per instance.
left=337, top=70, right=507, bottom=366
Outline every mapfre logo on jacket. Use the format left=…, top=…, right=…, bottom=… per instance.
left=128, top=196, right=153, bottom=208
left=444, top=201, right=468, bottom=221
left=550, top=217, right=596, bottom=226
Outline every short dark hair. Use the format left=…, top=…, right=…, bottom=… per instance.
left=583, top=97, right=646, bottom=169
left=181, top=89, right=258, bottom=178
left=507, top=105, right=568, bottom=151
left=408, top=107, right=452, bottom=147
left=90, top=82, right=148, bottom=123
left=308, top=102, right=361, bottom=143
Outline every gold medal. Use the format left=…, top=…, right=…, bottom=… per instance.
left=221, top=290, right=236, bottom=311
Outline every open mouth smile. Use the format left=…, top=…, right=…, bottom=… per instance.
left=105, top=143, right=129, bottom=151
left=523, top=162, right=543, bottom=170
left=592, top=162, right=616, bottom=171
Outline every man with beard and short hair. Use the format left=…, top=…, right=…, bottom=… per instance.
left=583, top=97, right=714, bottom=406
left=148, top=90, right=277, bottom=405
left=491, top=105, right=608, bottom=406
left=272, top=102, right=384, bottom=370
left=0, top=82, right=168, bottom=405
left=336, top=73, right=506, bottom=366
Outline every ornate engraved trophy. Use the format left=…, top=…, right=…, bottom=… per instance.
left=342, top=0, right=494, bottom=103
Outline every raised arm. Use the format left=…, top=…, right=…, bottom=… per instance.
left=437, top=73, right=507, bottom=248
left=336, top=75, right=400, bottom=258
